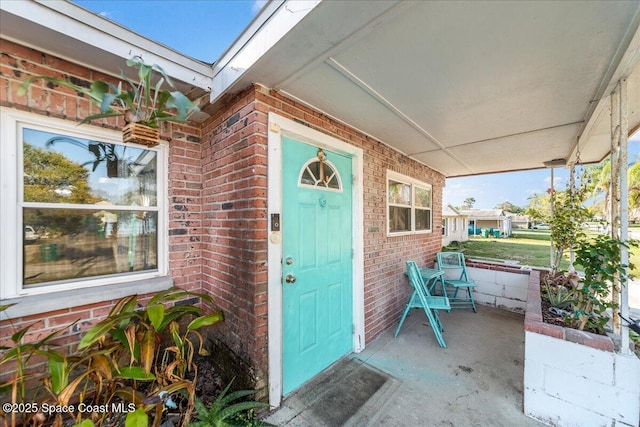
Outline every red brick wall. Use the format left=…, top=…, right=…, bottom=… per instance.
left=199, top=84, right=445, bottom=394
left=0, top=40, right=203, bottom=376
left=200, top=87, right=269, bottom=392
left=250, top=86, right=445, bottom=343
left=1, top=40, right=445, bottom=398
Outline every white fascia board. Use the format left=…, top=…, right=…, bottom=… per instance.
left=1, top=0, right=213, bottom=90
left=210, top=0, right=321, bottom=103
left=575, top=4, right=640, bottom=161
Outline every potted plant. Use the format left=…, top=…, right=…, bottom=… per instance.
left=18, top=56, right=199, bottom=147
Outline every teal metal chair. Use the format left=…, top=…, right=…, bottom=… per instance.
left=395, top=260, right=451, bottom=348
left=436, top=252, right=477, bottom=312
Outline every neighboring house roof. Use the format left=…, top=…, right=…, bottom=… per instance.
left=1, top=1, right=638, bottom=177
left=508, top=215, right=530, bottom=222
left=459, top=209, right=508, bottom=220
left=443, top=204, right=466, bottom=217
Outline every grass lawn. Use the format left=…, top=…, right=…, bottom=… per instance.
left=444, top=229, right=640, bottom=277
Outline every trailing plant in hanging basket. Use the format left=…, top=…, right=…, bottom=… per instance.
left=18, top=56, right=199, bottom=147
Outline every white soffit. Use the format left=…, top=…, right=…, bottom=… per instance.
left=217, top=0, right=640, bottom=177
left=0, top=0, right=213, bottom=91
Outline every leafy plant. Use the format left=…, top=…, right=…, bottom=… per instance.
left=0, top=304, right=69, bottom=427
left=543, top=283, right=573, bottom=310
left=76, top=287, right=223, bottom=425
left=19, top=56, right=199, bottom=128
left=548, top=187, right=590, bottom=273
left=570, top=234, right=631, bottom=332
left=188, top=379, right=269, bottom=427
left=1, top=287, right=224, bottom=427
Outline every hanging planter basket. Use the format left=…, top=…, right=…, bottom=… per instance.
left=123, top=123, right=161, bottom=147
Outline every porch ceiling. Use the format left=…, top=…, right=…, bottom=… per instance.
left=214, top=0, right=640, bottom=177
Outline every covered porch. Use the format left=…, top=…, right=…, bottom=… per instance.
left=265, top=304, right=541, bottom=426
left=1, top=1, right=639, bottom=425
left=265, top=264, right=640, bottom=426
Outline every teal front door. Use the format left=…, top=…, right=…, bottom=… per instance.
left=282, top=136, right=353, bottom=395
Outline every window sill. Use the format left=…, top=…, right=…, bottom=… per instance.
left=0, top=276, right=173, bottom=320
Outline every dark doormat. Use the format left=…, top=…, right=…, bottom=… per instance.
left=264, top=357, right=400, bottom=426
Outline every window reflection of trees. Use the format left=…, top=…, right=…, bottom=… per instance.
left=22, top=131, right=158, bottom=286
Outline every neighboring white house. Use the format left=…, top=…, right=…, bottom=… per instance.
left=459, top=209, right=512, bottom=237
left=507, top=214, right=530, bottom=230
left=442, top=205, right=468, bottom=246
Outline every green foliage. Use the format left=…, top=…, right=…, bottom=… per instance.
left=126, top=407, right=149, bottom=427
left=19, top=56, right=199, bottom=128
left=582, top=158, right=640, bottom=220
left=461, top=197, right=475, bottom=210
left=628, top=162, right=640, bottom=210
left=23, top=143, right=97, bottom=204
left=549, top=189, right=590, bottom=273
left=0, top=304, right=71, bottom=426
left=524, top=192, right=551, bottom=223
left=23, top=142, right=100, bottom=235
left=543, top=282, right=573, bottom=310
left=188, top=380, right=269, bottom=427
left=494, top=201, right=523, bottom=214
left=569, top=234, right=633, bottom=332
left=0, top=287, right=223, bottom=426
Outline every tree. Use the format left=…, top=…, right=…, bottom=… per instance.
left=583, top=159, right=611, bottom=221
left=627, top=162, right=640, bottom=210
left=495, top=201, right=523, bottom=213
left=583, top=157, right=640, bottom=220
left=462, top=197, right=476, bottom=209
left=548, top=189, right=590, bottom=272
left=23, top=143, right=98, bottom=234
left=524, top=192, right=551, bottom=222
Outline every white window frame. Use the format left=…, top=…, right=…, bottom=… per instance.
left=386, top=170, right=432, bottom=236
left=0, top=109, right=169, bottom=304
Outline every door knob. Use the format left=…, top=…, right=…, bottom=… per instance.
left=285, top=274, right=297, bottom=284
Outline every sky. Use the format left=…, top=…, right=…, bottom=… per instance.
left=73, top=0, right=267, bottom=62
left=444, top=134, right=640, bottom=210
left=73, top=0, right=639, bottom=211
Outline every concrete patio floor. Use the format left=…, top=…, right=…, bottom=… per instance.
left=264, top=305, right=545, bottom=426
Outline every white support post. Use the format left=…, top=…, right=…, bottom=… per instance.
left=619, top=79, right=630, bottom=355
left=550, top=167, right=555, bottom=269
left=569, top=165, right=576, bottom=272
left=611, top=84, right=621, bottom=336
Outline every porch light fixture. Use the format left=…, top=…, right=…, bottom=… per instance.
left=543, top=158, right=567, bottom=167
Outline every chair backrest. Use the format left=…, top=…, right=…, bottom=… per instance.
left=437, top=252, right=468, bottom=280
left=406, top=260, right=432, bottom=297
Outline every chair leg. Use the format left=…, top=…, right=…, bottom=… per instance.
left=468, top=287, right=477, bottom=312
left=432, top=308, right=444, bottom=332
left=394, top=298, right=414, bottom=337
left=423, top=308, right=446, bottom=348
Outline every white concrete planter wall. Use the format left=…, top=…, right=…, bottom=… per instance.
left=438, top=260, right=530, bottom=313
left=524, top=270, right=640, bottom=427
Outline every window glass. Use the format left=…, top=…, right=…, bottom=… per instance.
left=387, top=172, right=432, bottom=235
left=389, top=206, right=411, bottom=232
left=300, top=160, right=340, bottom=190
left=23, top=208, right=157, bottom=286
left=415, top=209, right=431, bottom=231
left=20, top=127, right=160, bottom=288
left=23, top=129, right=157, bottom=206
left=415, top=186, right=431, bottom=208
left=389, top=181, right=411, bottom=205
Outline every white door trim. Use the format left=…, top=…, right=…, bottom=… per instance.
left=267, top=112, right=365, bottom=407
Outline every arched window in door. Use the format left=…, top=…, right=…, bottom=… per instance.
left=298, top=149, right=342, bottom=191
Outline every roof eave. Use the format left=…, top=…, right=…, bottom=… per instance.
left=0, top=0, right=213, bottom=91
